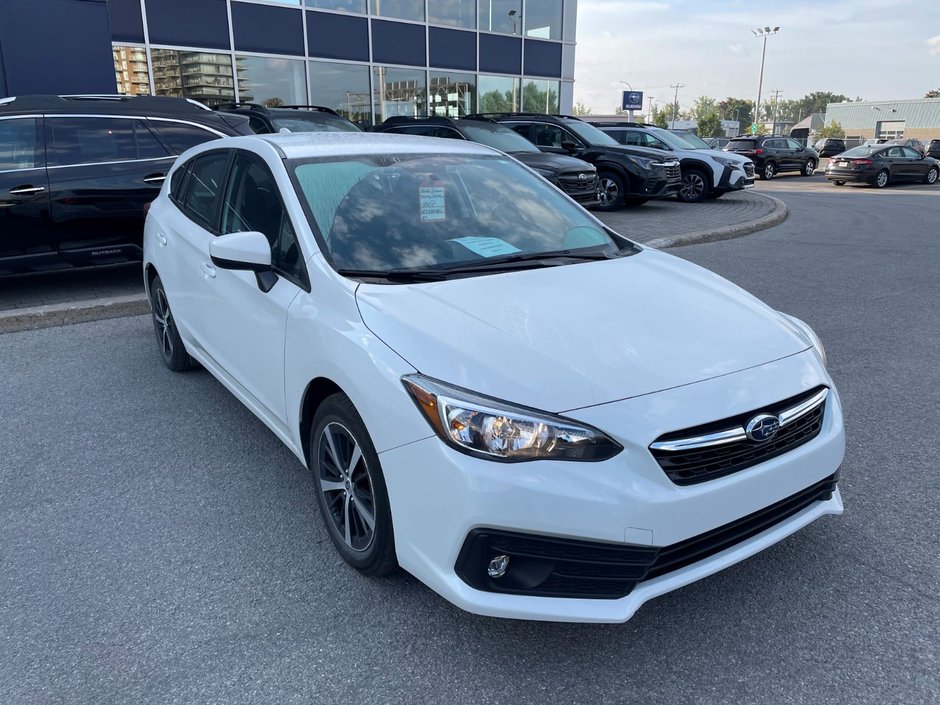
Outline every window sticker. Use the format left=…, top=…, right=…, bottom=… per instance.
left=419, top=186, right=446, bottom=222
left=450, top=236, right=522, bottom=258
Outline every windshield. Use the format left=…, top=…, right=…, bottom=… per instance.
left=671, top=131, right=711, bottom=149
left=272, top=114, right=361, bottom=133
left=459, top=122, right=539, bottom=153
left=291, top=154, right=621, bottom=275
left=562, top=120, right=619, bottom=146
left=839, top=146, right=883, bottom=158
left=726, top=139, right=757, bottom=150
left=648, top=128, right=704, bottom=150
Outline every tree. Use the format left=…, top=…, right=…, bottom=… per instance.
left=926, top=88, right=940, bottom=98
left=479, top=90, right=515, bottom=113
left=573, top=100, right=592, bottom=116
left=697, top=111, right=724, bottom=138
left=650, top=104, right=669, bottom=129
left=690, top=96, right=717, bottom=124
left=263, top=97, right=284, bottom=108
left=817, top=120, right=845, bottom=138
left=522, top=82, right=559, bottom=113
left=716, top=98, right=754, bottom=129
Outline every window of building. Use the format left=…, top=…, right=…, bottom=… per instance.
left=151, top=49, right=235, bottom=107
left=429, top=71, right=476, bottom=117
left=429, top=0, right=476, bottom=28
left=236, top=56, right=307, bottom=106
left=0, top=118, right=44, bottom=171
left=373, top=66, right=427, bottom=124
left=309, top=60, right=373, bottom=127
left=306, top=0, right=367, bottom=11
left=524, top=0, right=562, bottom=39
left=478, top=0, right=521, bottom=34
left=522, top=78, right=560, bottom=113
left=182, top=152, right=230, bottom=229
left=369, top=0, right=424, bottom=21
left=478, top=74, right=520, bottom=112
left=148, top=120, right=224, bottom=154
left=222, top=152, right=307, bottom=286
left=112, top=45, right=151, bottom=96
left=47, top=118, right=168, bottom=166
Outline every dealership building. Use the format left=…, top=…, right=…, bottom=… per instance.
left=824, top=98, right=940, bottom=142
left=0, top=0, right=578, bottom=126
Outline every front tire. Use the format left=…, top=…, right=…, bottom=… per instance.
left=310, top=393, right=397, bottom=577
left=874, top=169, right=889, bottom=189
left=596, top=172, right=626, bottom=211
left=759, top=162, right=776, bottom=180
left=832, top=180, right=846, bottom=186
left=802, top=159, right=817, bottom=176
left=924, top=167, right=938, bottom=185
left=150, top=275, right=194, bottom=372
left=677, top=168, right=709, bottom=203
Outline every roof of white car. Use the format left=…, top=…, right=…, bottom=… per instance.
left=254, top=131, right=499, bottom=159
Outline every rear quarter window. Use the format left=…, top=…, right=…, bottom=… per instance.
left=150, top=120, right=222, bottom=154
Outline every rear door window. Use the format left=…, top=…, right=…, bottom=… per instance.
left=0, top=118, right=44, bottom=170
left=47, top=117, right=169, bottom=166
left=901, top=147, right=921, bottom=159
left=727, top=139, right=756, bottom=150
left=149, top=120, right=222, bottom=154
left=181, top=152, right=230, bottom=230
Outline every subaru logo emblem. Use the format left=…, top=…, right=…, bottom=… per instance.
left=578, top=173, right=589, bottom=182
left=745, top=414, right=780, bottom=443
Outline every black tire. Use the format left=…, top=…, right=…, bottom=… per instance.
left=150, top=275, right=194, bottom=372
left=759, top=162, right=776, bottom=180
left=873, top=169, right=889, bottom=189
left=832, top=181, right=846, bottom=186
left=623, top=197, right=648, bottom=206
left=802, top=159, right=817, bottom=176
left=596, top=172, right=626, bottom=211
left=924, top=167, right=938, bottom=185
left=310, top=393, right=397, bottom=577
left=677, top=168, right=709, bottom=203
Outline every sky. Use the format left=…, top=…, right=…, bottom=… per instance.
left=573, top=0, right=940, bottom=114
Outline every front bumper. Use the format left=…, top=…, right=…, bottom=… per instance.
left=716, top=163, right=756, bottom=193
left=380, top=351, right=845, bottom=622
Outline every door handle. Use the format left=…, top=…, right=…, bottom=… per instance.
left=201, top=262, right=216, bottom=279
left=143, top=174, right=166, bottom=184
left=157, top=233, right=168, bottom=247
left=8, top=185, right=46, bottom=195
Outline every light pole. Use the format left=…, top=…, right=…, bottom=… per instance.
left=751, top=26, right=779, bottom=133
left=647, top=96, right=655, bottom=124
left=670, top=83, right=684, bottom=129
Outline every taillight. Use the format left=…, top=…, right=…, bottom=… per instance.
left=753, top=148, right=763, bottom=155
left=851, top=159, right=873, bottom=166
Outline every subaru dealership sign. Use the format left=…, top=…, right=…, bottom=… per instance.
left=621, top=90, right=643, bottom=111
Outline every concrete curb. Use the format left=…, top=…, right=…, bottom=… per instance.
left=644, top=192, right=789, bottom=249
left=0, top=294, right=150, bottom=335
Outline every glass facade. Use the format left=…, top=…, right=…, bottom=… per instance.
left=104, top=0, right=575, bottom=123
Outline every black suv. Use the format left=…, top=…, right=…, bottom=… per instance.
left=214, top=103, right=362, bottom=134
left=471, top=113, right=681, bottom=210
left=723, top=136, right=819, bottom=180
left=813, top=138, right=846, bottom=157
left=375, top=116, right=600, bottom=207
left=928, top=140, right=940, bottom=160
left=0, top=94, right=251, bottom=275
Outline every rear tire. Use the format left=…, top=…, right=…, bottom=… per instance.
left=874, top=169, right=889, bottom=189
left=832, top=181, right=846, bottom=186
left=802, top=159, right=817, bottom=176
left=310, top=393, right=398, bottom=577
left=677, top=168, right=709, bottom=203
left=924, top=167, right=938, bottom=185
left=596, top=172, right=626, bottom=211
left=150, top=275, right=194, bottom=372
left=759, top=162, right=776, bottom=180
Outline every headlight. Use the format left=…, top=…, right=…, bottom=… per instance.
left=781, top=314, right=827, bottom=367
left=532, top=167, right=556, bottom=179
left=402, top=375, right=622, bottom=462
left=713, top=156, right=741, bottom=169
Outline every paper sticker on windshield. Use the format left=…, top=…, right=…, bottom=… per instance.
left=420, top=187, right=446, bottom=222
left=450, top=236, right=521, bottom=258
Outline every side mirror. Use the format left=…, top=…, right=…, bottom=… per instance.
left=560, top=140, right=579, bottom=153
left=209, top=231, right=278, bottom=292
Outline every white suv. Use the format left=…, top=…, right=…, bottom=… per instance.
left=143, top=132, right=843, bottom=623
left=593, top=123, right=755, bottom=202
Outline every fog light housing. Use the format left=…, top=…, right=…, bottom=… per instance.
left=487, top=555, right=510, bottom=578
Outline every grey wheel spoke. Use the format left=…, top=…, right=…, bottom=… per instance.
left=320, top=478, right=345, bottom=493
left=324, top=427, right=342, bottom=472
left=346, top=444, right=362, bottom=476
left=354, top=501, right=375, bottom=532
left=343, top=493, right=352, bottom=546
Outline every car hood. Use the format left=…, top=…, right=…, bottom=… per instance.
left=513, top=152, right=596, bottom=173
left=697, top=148, right=751, bottom=163
left=355, top=249, right=811, bottom=412
left=590, top=144, right=672, bottom=161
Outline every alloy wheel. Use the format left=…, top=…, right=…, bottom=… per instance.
left=679, top=173, right=706, bottom=201
left=876, top=171, right=889, bottom=188
left=805, top=160, right=816, bottom=176
left=599, top=177, right=619, bottom=207
left=152, top=288, right=174, bottom=360
left=317, top=422, right=376, bottom=552
left=763, top=163, right=775, bottom=180
left=927, top=168, right=938, bottom=184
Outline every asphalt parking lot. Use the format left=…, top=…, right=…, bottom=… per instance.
left=1, top=174, right=938, bottom=704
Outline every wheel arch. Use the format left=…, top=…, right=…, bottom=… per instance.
left=678, top=159, right=715, bottom=187
left=144, top=263, right=159, bottom=299
left=299, top=376, right=347, bottom=466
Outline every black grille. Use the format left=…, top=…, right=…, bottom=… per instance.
left=455, top=473, right=838, bottom=599
left=744, top=162, right=755, bottom=177
left=663, top=164, right=681, bottom=181
left=650, top=387, right=828, bottom=486
left=557, top=172, right=598, bottom=199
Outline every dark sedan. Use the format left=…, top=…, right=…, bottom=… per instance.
left=825, top=145, right=939, bottom=188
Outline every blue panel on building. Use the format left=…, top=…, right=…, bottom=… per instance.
left=107, top=0, right=145, bottom=43
left=524, top=39, right=562, bottom=78
left=429, top=27, right=475, bottom=71
left=307, top=11, right=369, bottom=62
left=146, top=0, right=230, bottom=51
left=371, top=20, right=426, bottom=67
left=479, top=34, right=521, bottom=75
left=232, top=1, right=303, bottom=56
left=0, top=0, right=115, bottom=97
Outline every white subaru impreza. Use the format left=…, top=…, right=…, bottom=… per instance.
left=143, top=132, right=844, bottom=623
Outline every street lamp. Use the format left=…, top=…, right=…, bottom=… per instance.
left=751, top=26, right=780, bottom=133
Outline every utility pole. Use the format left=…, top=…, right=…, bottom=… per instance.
left=751, top=26, right=780, bottom=133
left=670, top=83, right=684, bottom=129
left=647, top=96, right=655, bottom=124
left=769, top=89, right=783, bottom=134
